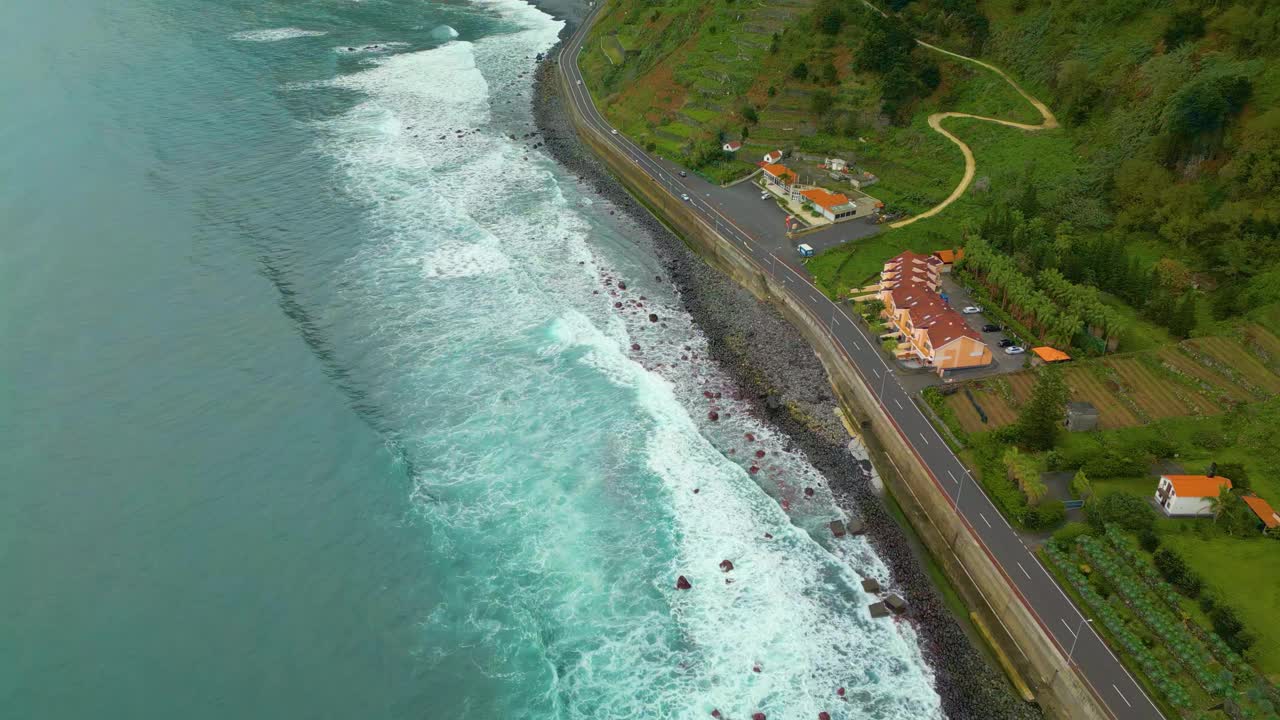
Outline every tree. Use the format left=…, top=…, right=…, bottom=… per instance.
left=1208, top=484, right=1234, bottom=524
left=791, top=62, right=809, bottom=81
left=1163, top=9, right=1205, bottom=49
left=740, top=105, right=759, bottom=124
left=1017, top=365, right=1068, bottom=450
left=810, top=90, right=835, bottom=116
left=1168, top=292, right=1198, bottom=338
left=816, top=4, right=845, bottom=36
left=1213, top=462, right=1250, bottom=491
left=1070, top=469, right=1093, bottom=500
left=822, top=62, right=838, bottom=85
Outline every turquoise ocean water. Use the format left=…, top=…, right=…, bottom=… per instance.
left=0, top=1, right=942, bottom=717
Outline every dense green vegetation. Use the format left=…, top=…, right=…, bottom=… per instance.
left=580, top=0, right=1280, bottom=689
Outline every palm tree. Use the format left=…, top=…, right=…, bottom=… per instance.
left=1208, top=484, right=1235, bottom=525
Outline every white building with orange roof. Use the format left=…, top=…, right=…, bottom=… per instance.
left=1155, top=474, right=1233, bottom=516
left=799, top=187, right=858, bottom=222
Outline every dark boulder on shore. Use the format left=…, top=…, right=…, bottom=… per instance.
left=675, top=575, right=692, bottom=590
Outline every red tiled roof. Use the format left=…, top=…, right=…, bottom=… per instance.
left=1163, top=475, right=1232, bottom=497
left=724, top=141, right=742, bottom=151
left=799, top=187, right=853, bottom=211
left=1242, top=495, right=1280, bottom=529
left=761, top=163, right=796, bottom=184
left=764, top=150, right=783, bottom=163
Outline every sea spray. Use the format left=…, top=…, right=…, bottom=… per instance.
left=303, top=0, right=943, bottom=716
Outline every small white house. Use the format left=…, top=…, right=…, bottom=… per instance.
left=762, top=149, right=783, bottom=164
left=825, top=157, right=847, bottom=172
left=1155, top=474, right=1232, bottom=517
left=723, top=140, right=742, bottom=153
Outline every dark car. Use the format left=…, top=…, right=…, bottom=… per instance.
left=981, top=323, right=1002, bottom=332
left=998, top=338, right=1016, bottom=348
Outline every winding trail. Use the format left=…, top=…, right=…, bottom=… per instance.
left=888, top=41, right=1059, bottom=229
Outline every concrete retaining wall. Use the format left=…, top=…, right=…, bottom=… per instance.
left=557, top=64, right=1109, bottom=720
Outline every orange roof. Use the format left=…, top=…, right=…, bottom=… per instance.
left=932, top=249, right=963, bottom=264
left=763, top=150, right=783, bottom=163
left=1163, top=475, right=1232, bottom=497
left=1242, top=495, right=1280, bottom=529
left=761, top=163, right=796, bottom=183
left=799, top=187, right=853, bottom=211
left=1032, top=346, right=1072, bottom=363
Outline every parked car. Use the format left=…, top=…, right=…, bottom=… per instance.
left=760, top=192, right=770, bottom=200
left=998, top=338, right=1016, bottom=348
left=1004, top=346, right=1026, bottom=355
left=981, top=323, right=1002, bottom=332
left=797, top=244, right=815, bottom=258
left=961, top=306, right=983, bottom=314
left=678, top=171, right=687, bottom=177
left=680, top=193, right=690, bottom=201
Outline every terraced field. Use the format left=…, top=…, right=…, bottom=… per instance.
left=942, top=328, right=1280, bottom=434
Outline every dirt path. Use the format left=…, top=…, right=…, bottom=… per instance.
left=889, top=41, right=1058, bottom=229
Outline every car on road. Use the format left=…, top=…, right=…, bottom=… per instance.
left=998, top=338, right=1016, bottom=348
left=680, top=193, right=690, bottom=201
left=610, top=129, right=618, bottom=135
left=797, top=243, right=814, bottom=258
left=1004, top=346, right=1026, bottom=355
left=576, top=80, right=581, bottom=86
left=981, top=323, right=1002, bottom=332
left=678, top=171, right=686, bottom=177
left=961, top=306, right=983, bottom=314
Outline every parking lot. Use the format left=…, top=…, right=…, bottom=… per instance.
left=939, top=275, right=1030, bottom=373
left=897, top=275, right=1030, bottom=393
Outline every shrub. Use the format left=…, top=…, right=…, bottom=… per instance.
left=1154, top=547, right=1203, bottom=597
left=1025, top=500, right=1066, bottom=530
left=1138, top=528, right=1160, bottom=553
left=1209, top=604, right=1255, bottom=654
left=1087, top=492, right=1155, bottom=533
left=791, top=62, right=809, bottom=81
left=1052, top=522, right=1092, bottom=547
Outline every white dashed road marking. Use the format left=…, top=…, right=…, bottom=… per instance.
left=980, top=513, right=992, bottom=528
left=918, top=433, right=929, bottom=445
left=1112, top=685, right=1132, bottom=708
left=1016, top=562, right=1032, bottom=580
left=893, top=398, right=903, bottom=410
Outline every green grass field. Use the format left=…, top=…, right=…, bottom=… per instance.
left=1162, top=533, right=1280, bottom=679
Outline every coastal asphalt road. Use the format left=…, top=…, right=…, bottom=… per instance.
left=554, top=5, right=1163, bottom=720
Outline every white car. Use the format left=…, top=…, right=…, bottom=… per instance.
left=680, top=193, right=690, bottom=201
left=961, top=306, right=983, bottom=314
left=610, top=129, right=618, bottom=135
left=576, top=80, right=582, bottom=86
left=1004, top=346, right=1026, bottom=355
left=760, top=192, right=770, bottom=200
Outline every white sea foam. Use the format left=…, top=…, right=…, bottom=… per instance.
left=430, top=24, right=460, bottom=41
left=230, top=27, right=327, bottom=42
left=306, top=0, right=941, bottom=716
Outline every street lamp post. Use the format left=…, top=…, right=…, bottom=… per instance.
left=1067, top=617, right=1093, bottom=664
left=1051, top=618, right=1094, bottom=685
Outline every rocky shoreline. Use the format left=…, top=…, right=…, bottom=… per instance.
left=526, top=12, right=1040, bottom=720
